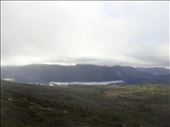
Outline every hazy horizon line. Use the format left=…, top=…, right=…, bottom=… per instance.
left=1, top=63, right=170, bottom=69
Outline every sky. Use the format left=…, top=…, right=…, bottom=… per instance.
left=1, top=1, right=169, bottom=67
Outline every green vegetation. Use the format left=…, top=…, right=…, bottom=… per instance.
left=1, top=81, right=170, bottom=127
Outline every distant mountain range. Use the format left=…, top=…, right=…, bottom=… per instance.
left=1, top=64, right=170, bottom=84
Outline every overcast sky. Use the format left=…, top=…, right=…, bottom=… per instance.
left=1, top=1, right=169, bottom=67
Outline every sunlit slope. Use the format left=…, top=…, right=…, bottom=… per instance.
left=1, top=81, right=170, bottom=127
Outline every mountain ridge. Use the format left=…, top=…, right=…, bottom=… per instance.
left=1, top=64, right=170, bottom=84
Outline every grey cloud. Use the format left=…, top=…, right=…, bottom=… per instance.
left=1, top=1, right=169, bottom=67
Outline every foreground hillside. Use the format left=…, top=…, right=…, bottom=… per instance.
left=1, top=81, right=170, bottom=127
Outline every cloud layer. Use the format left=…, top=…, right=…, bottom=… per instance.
left=1, top=1, right=169, bottom=67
